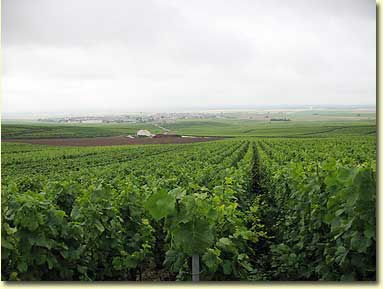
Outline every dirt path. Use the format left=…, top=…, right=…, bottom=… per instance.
left=2, top=136, right=223, bottom=147
left=153, top=123, right=170, bottom=133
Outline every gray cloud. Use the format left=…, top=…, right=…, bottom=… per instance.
left=2, top=0, right=376, bottom=114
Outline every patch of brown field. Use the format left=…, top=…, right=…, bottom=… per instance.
left=2, top=136, right=223, bottom=147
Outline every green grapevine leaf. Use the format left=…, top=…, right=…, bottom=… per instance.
left=144, top=189, right=176, bottom=221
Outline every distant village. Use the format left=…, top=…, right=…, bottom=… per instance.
left=38, top=112, right=226, bottom=124
left=36, top=111, right=296, bottom=124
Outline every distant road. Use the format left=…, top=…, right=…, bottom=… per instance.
left=154, top=123, right=170, bottom=133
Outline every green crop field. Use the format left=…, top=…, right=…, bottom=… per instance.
left=1, top=122, right=162, bottom=139
left=159, top=119, right=376, bottom=137
left=1, top=119, right=376, bottom=139
left=1, top=122, right=376, bottom=281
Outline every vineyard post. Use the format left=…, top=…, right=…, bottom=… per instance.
left=192, top=254, right=200, bottom=282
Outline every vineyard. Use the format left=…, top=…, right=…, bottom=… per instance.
left=1, top=136, right=376, bottom=281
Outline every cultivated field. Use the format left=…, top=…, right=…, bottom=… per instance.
left=2, top=136, right=222, bottom=147
left=1, top=118, right=376, bottom=281
left=1, top=119, right=376, bottom=140
left=158, top=119, right=376, bottom=137
left=1, top=122, right=163, bottom=140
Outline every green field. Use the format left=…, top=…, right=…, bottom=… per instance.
left=1, top=123, right=376, bottom=281
left=1, top=119, right=376, bottom=139
left=159, top=119, right=376, bottom=137
left=1, top=122, right=162, bottom=139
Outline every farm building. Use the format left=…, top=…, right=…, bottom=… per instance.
left=136, top=130, right=154, bottom=138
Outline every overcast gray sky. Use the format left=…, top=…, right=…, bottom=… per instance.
left=2, top=0, right=376, bottom=114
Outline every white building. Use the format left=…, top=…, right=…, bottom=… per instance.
left=136, top=130, right=154, bottom=137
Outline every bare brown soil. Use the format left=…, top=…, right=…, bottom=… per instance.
left=3, top=136, right=223, bottom=147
